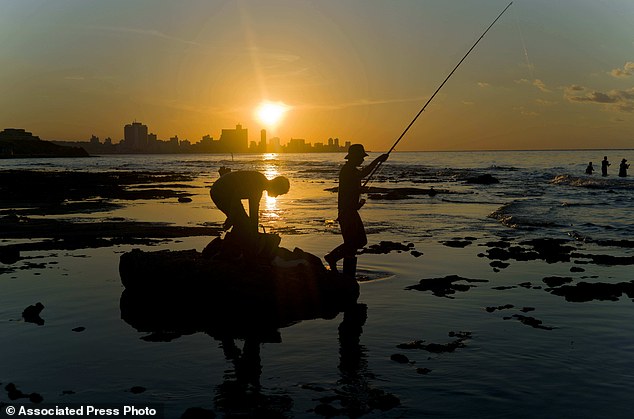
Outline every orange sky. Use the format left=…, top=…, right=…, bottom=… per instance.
left=1, top=0, right=633, bottom=151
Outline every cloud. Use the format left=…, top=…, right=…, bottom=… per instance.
left=610, top=61, right=634, bottom=78
left=93, top=25, right=202, bottom=46
left=532, top=79, right=550, bottom=93
left=565, top=85, right=634, bottom=112
left=296, top=95, right=427, bottom=111
left=514, top=106, right=538, bottom=117
left=516, top=78, right=551, bottom=93
left=536, top=99, right=557, bottom=106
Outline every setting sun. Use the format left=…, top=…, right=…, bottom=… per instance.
left=255, top=102, right=289, bottom=127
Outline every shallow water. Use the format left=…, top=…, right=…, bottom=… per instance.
left=2, top=150, right=634, bottom=418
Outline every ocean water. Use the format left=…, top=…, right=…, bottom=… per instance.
left=1, top=150, right=633, bottom=418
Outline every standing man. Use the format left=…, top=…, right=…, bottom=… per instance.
left=619, top=158, right=629, bottom=177
left=325, top=144, right=389, bottom=277
left=601, top=156, right=610, bottom=177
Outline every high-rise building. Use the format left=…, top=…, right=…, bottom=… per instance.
left=260, top=129, right=267, bottom=152
left=124, top=121, right=148, bottom=150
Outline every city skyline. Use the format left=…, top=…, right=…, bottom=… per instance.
left=2, top=1, right=634, bottom=151
left=47, top=120, right=353, bottom=155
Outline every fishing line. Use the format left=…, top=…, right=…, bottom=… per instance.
left=363, top=1, right=513, bottom=188
left=514, top=5, right=534, bottom=79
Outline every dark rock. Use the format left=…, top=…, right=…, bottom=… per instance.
left=548, top=281, right=634, bottom=302
left=397, top=331, right=471, bottom=353
left=0, top=246, right=20, bottom=264
left=129, top=386, right=146, bottom=394
left=359, top=241, right=415, bottom=255
left=390, top=353, right=410, bottom=364
left=485, top=304, right=514, bottom=313
left=465, top=174, right=499, bottom=184
left=543, top=276, right=573, bottom=288
left=29, top=393, right=43, bottom=404
left=5, top=383, right=25, bottom=400
left=441, top=240, right=472, bottom=248
left=367, top=389, right=400, bottom=411
left=490, top=260, right=510, bottom=269
left=22, top=302, right=45, bottom=325
left=71, top=327, right=85, bottom=332
left=503, top=314, right=555, bottom=330
left=416, top=368, right=432, bottom=375
left=4, top=383, right=41, bottom=403
left=481, top=238, right=578, bottom=265
left=571, top=252, right=634, bottom=266
left=520, top=307, right=535, bottom=313
left=178, top=197, right=193, bottom=203
left=119, top=236, right=360, bottom=341
left=570, top=266, right=585, bottom=273
left=406, top=275, right=488, bottom=298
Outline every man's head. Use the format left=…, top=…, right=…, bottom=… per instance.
left=266, top=176, right=290, bottom=197
left=345, top=144, right=368, bottom=164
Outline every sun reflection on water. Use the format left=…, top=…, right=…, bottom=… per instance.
left=263, top=159, right=280, bottom=215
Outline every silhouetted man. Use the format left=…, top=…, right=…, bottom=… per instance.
left=619, top=158, right=629, bottom=177
left=325, top=144, right=388, bottom=277
left=210, top=171, right=290, bottom=244
left=601, top=156, right=610, bottom=177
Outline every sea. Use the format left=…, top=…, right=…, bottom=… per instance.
left=1, top=150, right=633, bottom=418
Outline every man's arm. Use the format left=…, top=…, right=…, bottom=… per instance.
left=248, top=191, right=263, bottom=232
left=360, top=153, right=389, bottom=178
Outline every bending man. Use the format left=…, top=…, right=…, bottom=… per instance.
left=325, top=144, right=388, bottom=277
left=210, top=170, right=290, bottom=244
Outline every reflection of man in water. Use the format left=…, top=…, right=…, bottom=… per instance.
left=601, top=156, right=610, bottom=177
left=210, top=171, right=290, bottom=241
left=325, top=144, right=388, bottom=277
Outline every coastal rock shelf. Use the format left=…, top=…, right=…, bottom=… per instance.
left=119, top=238, right=360, bottom=338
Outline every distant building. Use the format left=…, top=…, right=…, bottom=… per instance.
left=124, top=121, right=148, bottom=150
left=287, top=138, right=307, bottom=153
left=259, top=129, right=267, bottom=152
left=219, top=124, right=248, bottom=153
left=269, top=137, right=281, bottom=152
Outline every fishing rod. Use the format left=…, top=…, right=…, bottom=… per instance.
left=363, top=1, right=513, bottom=187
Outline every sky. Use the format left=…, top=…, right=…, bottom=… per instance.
left=1, top=0, right=633, bottom=151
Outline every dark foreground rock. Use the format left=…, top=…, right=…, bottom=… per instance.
left=22, top=302, right=45, bottom=325
left=0, top=170, right=196, bottom=209
left=547, top=281, right=634, bottom=302
left=465, top=174, right=499, bottom=184
left=405, top=275, right=488, bottom=298
left=119, top=235, right=360, bottom=339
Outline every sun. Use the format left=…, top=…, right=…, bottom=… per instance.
left=255, top=101, right=289, bottom=127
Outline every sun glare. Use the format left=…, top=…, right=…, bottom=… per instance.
left=255, top=101, right=289, bottom=127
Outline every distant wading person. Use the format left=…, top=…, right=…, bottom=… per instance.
left=601, top=156, right=610, bottom=177
left=325, top=144, right=389, bottom=277
left=585, top=162, right=594, bottom=175
left=619, top=158, right=629, bottom=177
left=210, top=170, right=290, bottom=248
